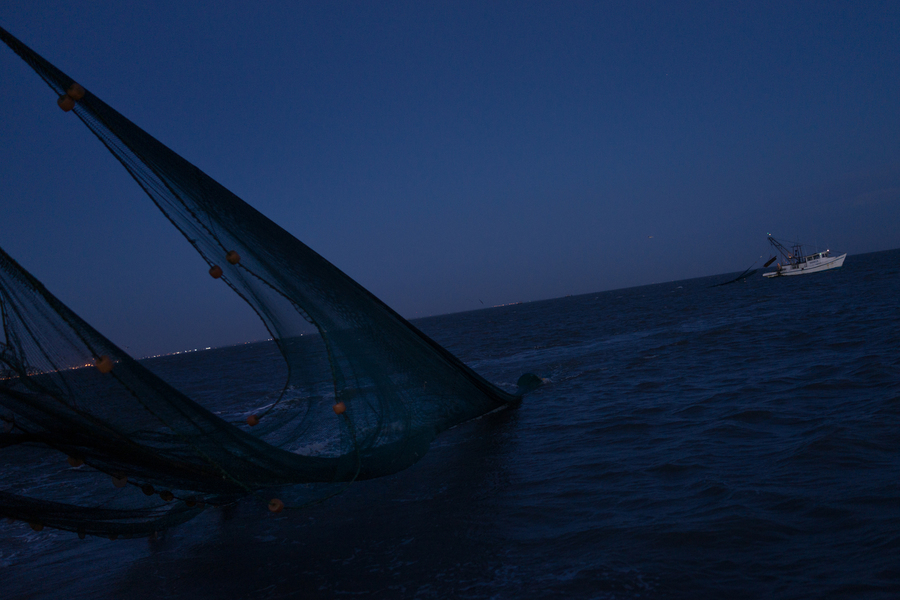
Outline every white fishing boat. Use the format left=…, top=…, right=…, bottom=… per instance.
left=762, top=235, right=846, bottom=278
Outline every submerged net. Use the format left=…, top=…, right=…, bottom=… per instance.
left=0, top=27, right=539, bottom=538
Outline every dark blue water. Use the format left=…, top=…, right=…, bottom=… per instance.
left=3, top=250, right=899, bottom=599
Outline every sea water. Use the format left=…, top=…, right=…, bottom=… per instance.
left=2, top=249, right=899, bottom=599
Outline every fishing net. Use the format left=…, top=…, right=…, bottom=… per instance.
left=0, top=27, right=539, bottom=538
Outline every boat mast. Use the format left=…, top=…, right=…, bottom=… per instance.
left=767, top=235, right=801, bottom=266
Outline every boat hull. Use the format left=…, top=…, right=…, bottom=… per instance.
left=763, top=253, right=846, bottom=277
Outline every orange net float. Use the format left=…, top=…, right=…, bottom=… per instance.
left=57, top=94, right=75, bottom=111
left=77, top=526, right=86, bottom=540
left=141, top=483, right=155, bottom=496
left=246, top=414, right=260, bottom=426
left=66, top=82, right=86, bottom=100
left=268, top=498, right=284, bottom=513
left=225, top=250, right=240, bottom=265
left=30, top=522, right=44, bottom=532
left=159, top=490, right=175, bottom=502
left=95, top=355, right=113, bottom=373
left=112, top=474, right=128, bottom=488
left=66, top=455, right=84, bottom=468
left=333, top=401, right=346, bottom=415
left=209, top=265, right=223, bottom=279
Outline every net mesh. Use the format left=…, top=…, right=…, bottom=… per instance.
left=0, top=27, right=537, bottom=538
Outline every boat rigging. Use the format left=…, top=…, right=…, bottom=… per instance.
left=762, top=235, right=846, bottom=278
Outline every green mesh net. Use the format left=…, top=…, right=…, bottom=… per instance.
left=0, top=27, right=539, bottom=538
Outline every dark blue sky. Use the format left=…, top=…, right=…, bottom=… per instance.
left=2, top=1, right=899, bottom=357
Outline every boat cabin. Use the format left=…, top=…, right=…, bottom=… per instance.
left=804, top=250, right=831, bottom=262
